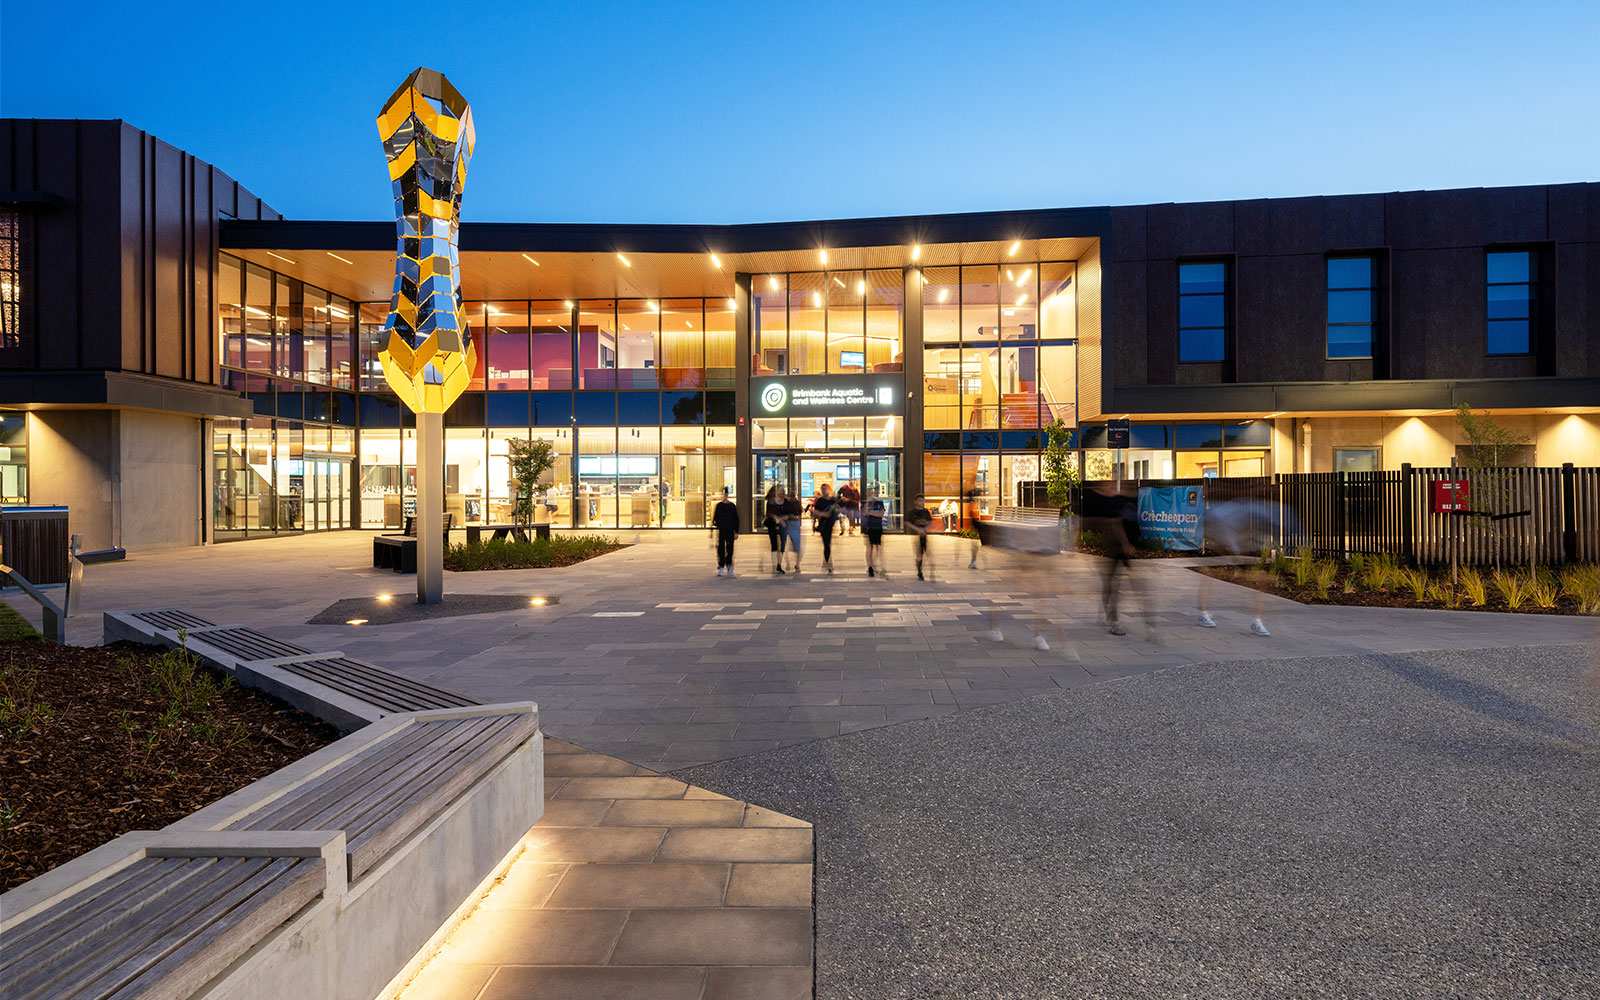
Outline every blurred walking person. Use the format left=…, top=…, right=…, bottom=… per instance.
left=712, top=486, right=739, bottom=578
left=1197, top=496, right=1277, bottom=635
left=838, top=480, right=861, bottom=535
left=780, top=489, right=806, bottom=574
left=862, top=488, right=887, bottom=577
left=810, top=483, right=840, bottom=574
left=906, top=494, right=934, bottom=580
left=1083, top=481, right=1146, bottom=637
left=764, top=485, right=788, bottom=575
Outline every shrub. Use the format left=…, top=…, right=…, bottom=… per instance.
left=1459, top=566, right=1488, bottom=606
left=1528, top=572, right=1559, bottom=610
left=1558, top=565, right=1600, bottom=614
left=444, top=534, right=623, bottom=572
left=1348, top=553, right=1366, bottom=577
left=1492, top=569, right=1530, bottom=610
left=1363, top=556, right=1396, bottom=593
left=1293, top=547, right=1315, bottom=587
left=1427, top=581, right=1463, bottom=609
left=1399, top=567, right=1430, bottom=601
left=1312, top=559, right=1339, bottom=599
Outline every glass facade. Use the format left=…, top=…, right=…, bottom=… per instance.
left=215, top=254, right=739, bottom=537
left=918, top=262, right=1078, bottom=524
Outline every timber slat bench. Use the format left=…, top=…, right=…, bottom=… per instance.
left=0, top=831, right=343, bottom=1000
left=977, top=505, right=1064, bottom=554
left=373, top=513, right=454, bottom=573
left=104, top=609, right=480, bottom=730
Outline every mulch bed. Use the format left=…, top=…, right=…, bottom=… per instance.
left=1192, top=565, right=1593, bottom=615
left=0, top=640, right=339, bottom=893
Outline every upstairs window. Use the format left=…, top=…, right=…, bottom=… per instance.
left=1486, top=250, right=1535, bottom=355
left=1326, top=256, right=1375, bottom=359
left=1178, top=261, right=1227, bottom=362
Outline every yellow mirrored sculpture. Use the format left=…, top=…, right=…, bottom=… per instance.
left=376, top=67, right=476, bottom=414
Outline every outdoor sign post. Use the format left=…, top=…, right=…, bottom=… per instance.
left=375, top=69, right=476, bottom=605
left=1433, top=479, right=1469, bottom=582
left=1107, top=418, right=1130, bottom=489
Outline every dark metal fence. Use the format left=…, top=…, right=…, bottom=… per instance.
left=1072, top=464, right=1598, bottom=565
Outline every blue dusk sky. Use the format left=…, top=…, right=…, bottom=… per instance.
left=3, top=1, right=1597, bottom=224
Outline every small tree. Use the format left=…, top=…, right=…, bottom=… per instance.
left=1454, top=403, right=1530, bottom=469
left=1043, top=418, right=1080, bottom=515
left=1453, top=404, right=1531, bottom=570
left=507, top=438, right=556, bottom=527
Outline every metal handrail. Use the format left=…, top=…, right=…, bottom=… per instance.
left=0, top=563, right=65, bottom=642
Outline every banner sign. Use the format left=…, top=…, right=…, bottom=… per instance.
left=1137, top=486, right=1204, bottom=550
left=749, top=374, right=905, bottom=418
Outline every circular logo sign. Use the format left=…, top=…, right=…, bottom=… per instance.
left=760, top=382, right=787, bottom=413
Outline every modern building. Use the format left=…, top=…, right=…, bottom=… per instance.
left=3, top=118, right=1597, bottom=551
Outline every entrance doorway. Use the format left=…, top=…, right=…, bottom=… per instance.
left=304, top=453, right=352, bottom=531
left=753, top=451, right=900, bottom=529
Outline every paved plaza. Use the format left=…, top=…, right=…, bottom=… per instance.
left=15, top=530, right=1600, bottom=997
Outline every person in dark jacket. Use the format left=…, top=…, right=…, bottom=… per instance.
left=810, top=483, right=840, bottom=574
left=905, top=494, right=934, bottom=580
left=712, top=486, right=740, bottom=578
left=861, top=488, right=887, bottom=577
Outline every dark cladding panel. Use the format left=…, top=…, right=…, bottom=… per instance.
left=1108, top=259, right=1146, bottom=385
left=1109, top=206, right=1146, bottom=262
left=1482, top=185, right=1549, bottom=245
left=1233, top=199, right=1270, bottom=257
left=1391, top=247, right=1483, bottom=379
left=78, top=123, right=126, bottom=371
left=1146, top=201, right=1234, bottom=258
left=153, top=138, right=186, bottom=380
left=1144, top=258, right=1176, bottom=384
left=32, top=121, right=83, bottom=369
left=1554, top=242, right=1590, bottom=375
left=1547, top=183, right=1588, bottom=242
left=1265, top=197, right=1327, bottom=255
left=1323, top=193, right=1385, bottom=250
left=1386, top=188, right=1483, bottom=250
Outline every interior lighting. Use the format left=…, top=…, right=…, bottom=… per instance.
left=617, top=254, right=632, bottom=267
left=244, top=306, right=269, bottom=317
left=937, top=289, right=950, bottom=303
left=710, top=253, right=722, bottom=268
left=327, top=252, right=354, bottom=265
left=726, top=298, right=736, bottom=308
left=521, top=254, right=541, bottom=266
left=1008, top=241, right=1021, bottom=256
left=768, top=276, right=780, bottom=291
left=833, top=276, right=846, bottom=288
left=1016, top=267, right=1032, bottom=285
left=911, top=245, right=921, bottom=261
left=819, top=250, right=828, bottom=264
left=268, top=252, right=297, bottom=265
left=1006, top=269, right=1015, bottom=281
left=812, top=292, right=822, bottom=307
left=1015, top=294, right=1028, bottom=306
left=685, top=320, right=693, bottom=328
left=856, top=280, right=866, bottom=295
left=563, top=301, right=573, bottom=309
left=328, top=305, right=349, bottom=319
left=647, top=300, right=659, bottom=312
left=346, top=618, right=368, bottom=625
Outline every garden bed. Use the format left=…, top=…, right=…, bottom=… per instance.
left=444, top=533, right=623, bottom=572
left=0, top=640, right=339, bottom=892
left=1194, top=554, right=1600, bottom=616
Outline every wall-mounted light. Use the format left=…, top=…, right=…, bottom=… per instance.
left=819, top=250, right=828, bottom=265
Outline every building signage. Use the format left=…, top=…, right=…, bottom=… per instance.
left=1431, top=479, right=1469, bottom=513
left=1137, top=486, right=1204, bottom=551
left=749, top=374, right=905, bottom=418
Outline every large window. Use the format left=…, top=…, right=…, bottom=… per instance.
left=0, top=413, right=26, bottom=502
left=1486, top=250, right=1535, bottom=355
left=1326, top=256, right=1375, bottom=359
left=1178, top=261, right=1228, bottom=363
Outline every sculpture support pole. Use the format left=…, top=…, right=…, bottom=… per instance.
left=417, top=411, right=444, bottom=604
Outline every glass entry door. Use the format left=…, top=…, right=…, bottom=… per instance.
left=863, top=452, right=901, bottom=529
left=754, top=452, right=789, bottom=526
left=304, top=453, right=352, bottom=531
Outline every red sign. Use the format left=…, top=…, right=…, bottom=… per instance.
left=1432, top=479, right=1469, bottom=513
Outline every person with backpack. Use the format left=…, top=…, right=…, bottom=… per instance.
left=861, top=488, right=887, bottom=577
left=712, top=486, right=739, bottom=578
